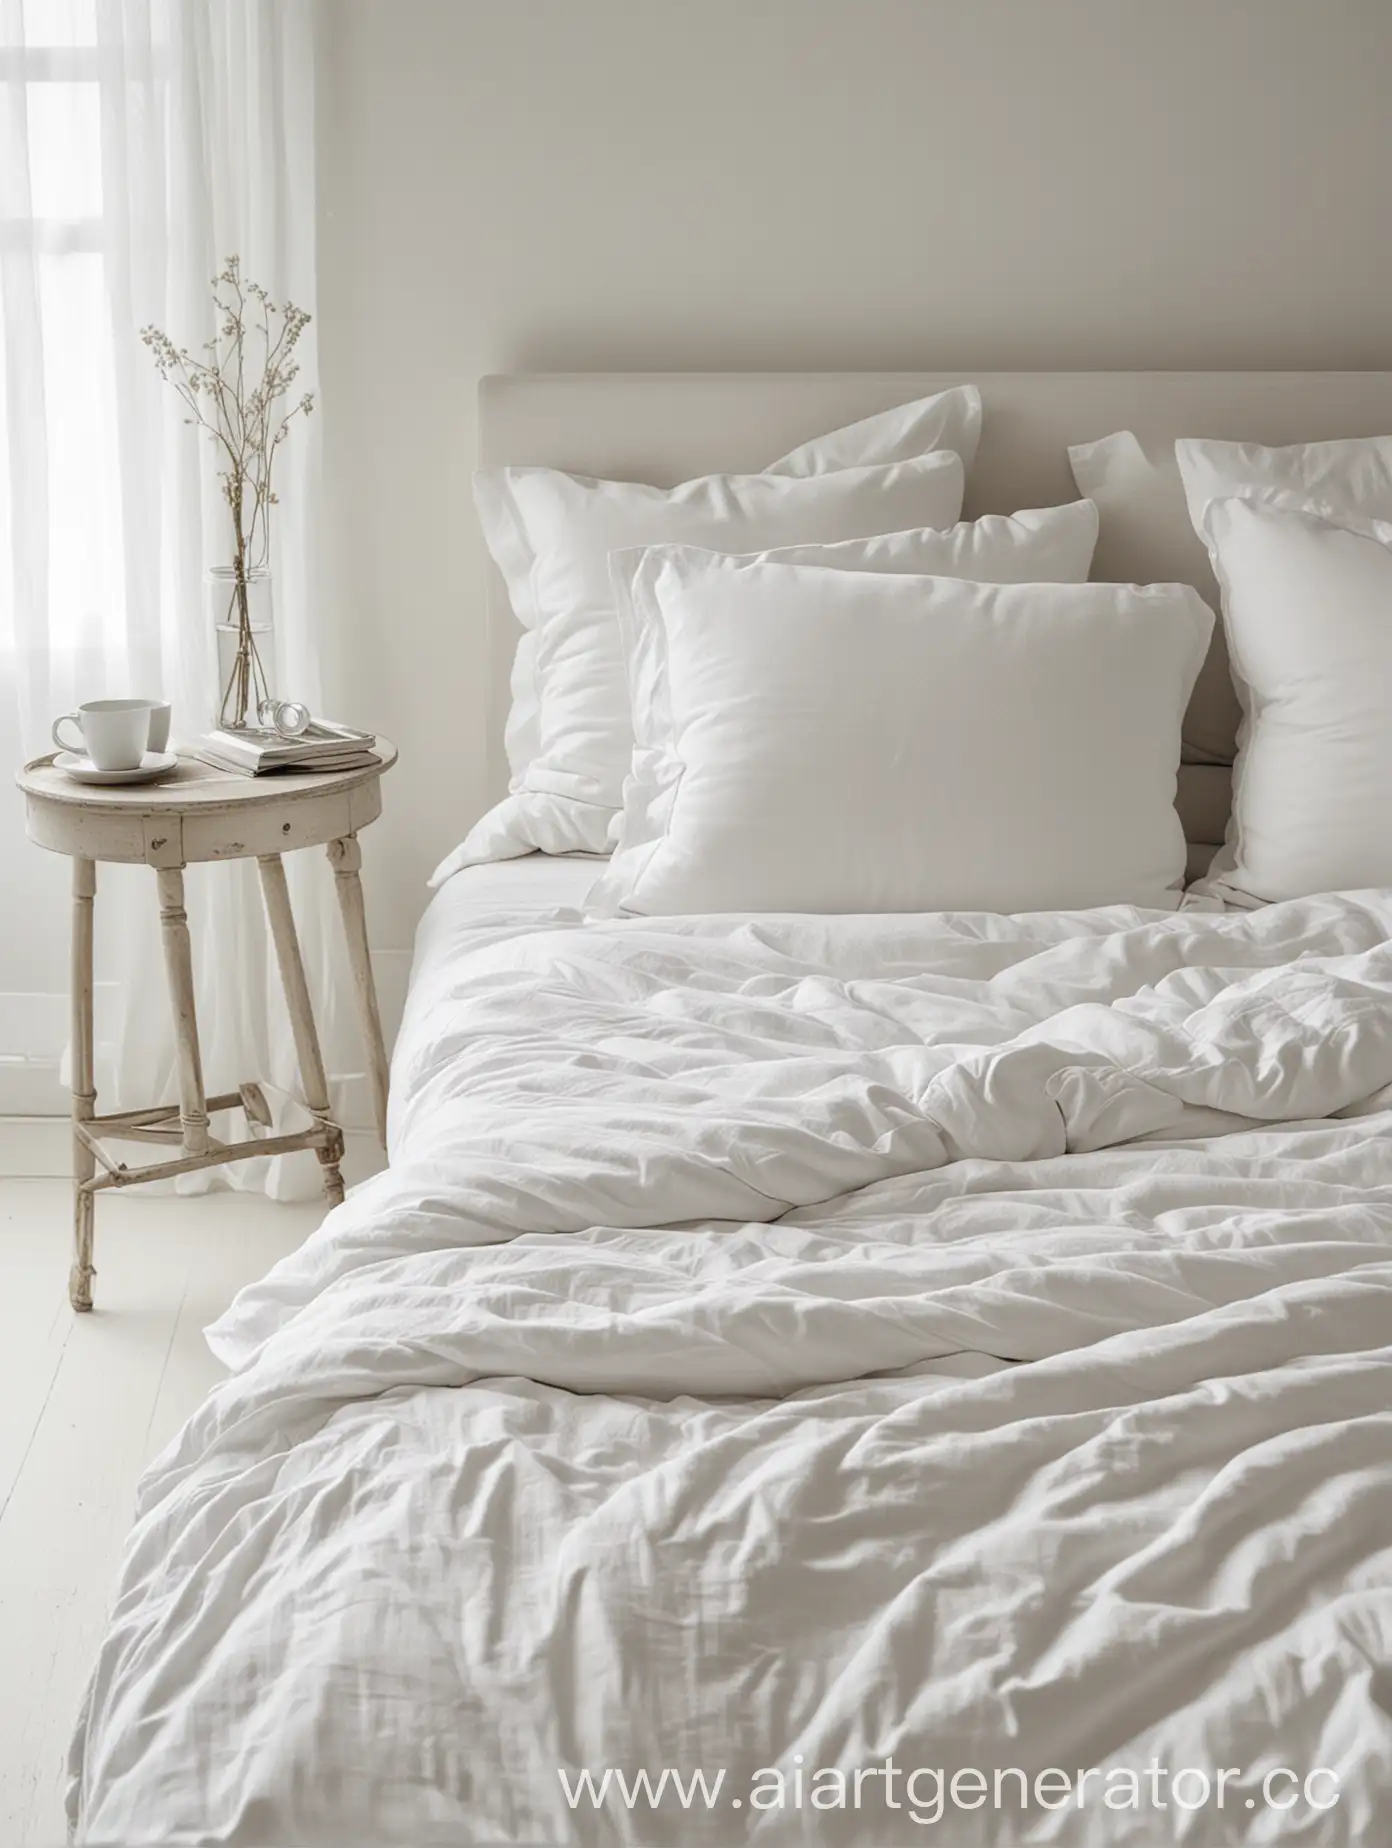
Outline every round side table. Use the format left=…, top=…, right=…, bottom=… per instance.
left=15, top=742, right=398, bottom=1311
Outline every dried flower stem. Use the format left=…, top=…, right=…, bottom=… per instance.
left=141, top=256, right=314, bottom=727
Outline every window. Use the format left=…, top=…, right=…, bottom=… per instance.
left=1, top=0, right=126, bottom=661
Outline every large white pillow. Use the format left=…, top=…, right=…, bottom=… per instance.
left=458, top=387, right=980, bottom=869
left=591, top=550, right=1211, bottom=917
left=1191, top=496, right=1392, bottom=907
left=608, top=499, right=1100, bottom=850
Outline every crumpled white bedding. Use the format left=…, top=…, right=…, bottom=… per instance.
left=70, top=891, right=1392, bottom=1845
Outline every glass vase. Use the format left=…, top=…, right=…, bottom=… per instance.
left=206, top=565, right=274, bottom=731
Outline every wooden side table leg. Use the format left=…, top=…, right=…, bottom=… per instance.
left=70, top=856, right=97, bottom=1312
left=155, top=866, right=210, bottom=1156
left=257, top=853, right=346, bottom=1206
left=327, top=834, right=389, bottom=1151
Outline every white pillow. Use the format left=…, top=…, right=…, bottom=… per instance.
left=1067, top=431, right=1234, bottom=765
left=1177, top=431, right=1392, bottom=536
left=591, top=550, right=1212, bottom=917
left=454, top=387, right=980, bottom=872
left=608, top=499, right=1100, bottom=850
left=1191, top=496, right=1392, bottom=907
left=629, top=498, right=1102, bottom=588
left=751, top=386, right=981, bottom=478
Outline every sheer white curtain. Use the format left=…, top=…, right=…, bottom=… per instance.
left=1, top=0, right=357, bottom=1195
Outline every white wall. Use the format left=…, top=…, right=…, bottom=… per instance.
left=315, top=0, right=1392, bottom=960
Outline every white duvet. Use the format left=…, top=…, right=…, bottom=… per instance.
left=70, top=893, right=1392, bottom=1845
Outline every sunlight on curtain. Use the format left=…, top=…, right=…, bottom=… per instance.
left=0, top=0, right=359, bottom=1190
left=0, top=0, right=119, bottom=1111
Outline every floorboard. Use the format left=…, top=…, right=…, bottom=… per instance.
left=0, top=1181, right=322, bottom=1847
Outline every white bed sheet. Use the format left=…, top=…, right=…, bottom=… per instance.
left=421, top=854, right=604, bottom=932
left=70, top=892, right=1392, bottom=1846
left=393, top=854, right=602, bottom=1142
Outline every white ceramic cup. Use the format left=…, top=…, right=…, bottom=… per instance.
left=145, top=701, right=172, bottom=754
left=52, top=698, right=153, bottom=772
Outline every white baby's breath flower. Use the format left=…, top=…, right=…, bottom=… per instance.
left=141, top=255, right=314, bottom=724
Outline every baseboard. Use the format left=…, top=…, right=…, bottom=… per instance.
left=0, top=947, right=410, bottom=1179
left=0, top=985, right=118, bottom=1115
left=0, top=1117, right=386, bottom=1184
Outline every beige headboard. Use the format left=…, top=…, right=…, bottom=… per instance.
left=478, top=371, right=1392, bottom=862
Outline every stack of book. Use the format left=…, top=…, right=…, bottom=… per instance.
left=196, top=721, right=379, bottom=777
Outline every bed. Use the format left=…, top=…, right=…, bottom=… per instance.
left=68, top=375, right=1392, bottom=1846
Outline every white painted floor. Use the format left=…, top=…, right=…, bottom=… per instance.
left=0, top=1179, right=325, bottom=1847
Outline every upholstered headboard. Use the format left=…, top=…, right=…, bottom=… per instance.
left=478, top=371, right=1392, bottom=860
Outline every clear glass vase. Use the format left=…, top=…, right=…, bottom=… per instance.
left=206, top=565, right=274, bottom=730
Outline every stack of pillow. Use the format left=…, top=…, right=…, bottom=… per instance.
left=459, top=387, right=982, bottom=866
left=441, top=384, right=1391, bottom=917
left=1074, top=428, right=1392, bottom=908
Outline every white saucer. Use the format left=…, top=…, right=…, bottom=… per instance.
left=55, top=749, right=179, bottom=787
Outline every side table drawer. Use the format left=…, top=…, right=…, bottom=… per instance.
left=23, top=779, right=384, bottom=865
left=24, top=802, right=150, bottom=861
left=177, top=790, right=359, bottom=864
